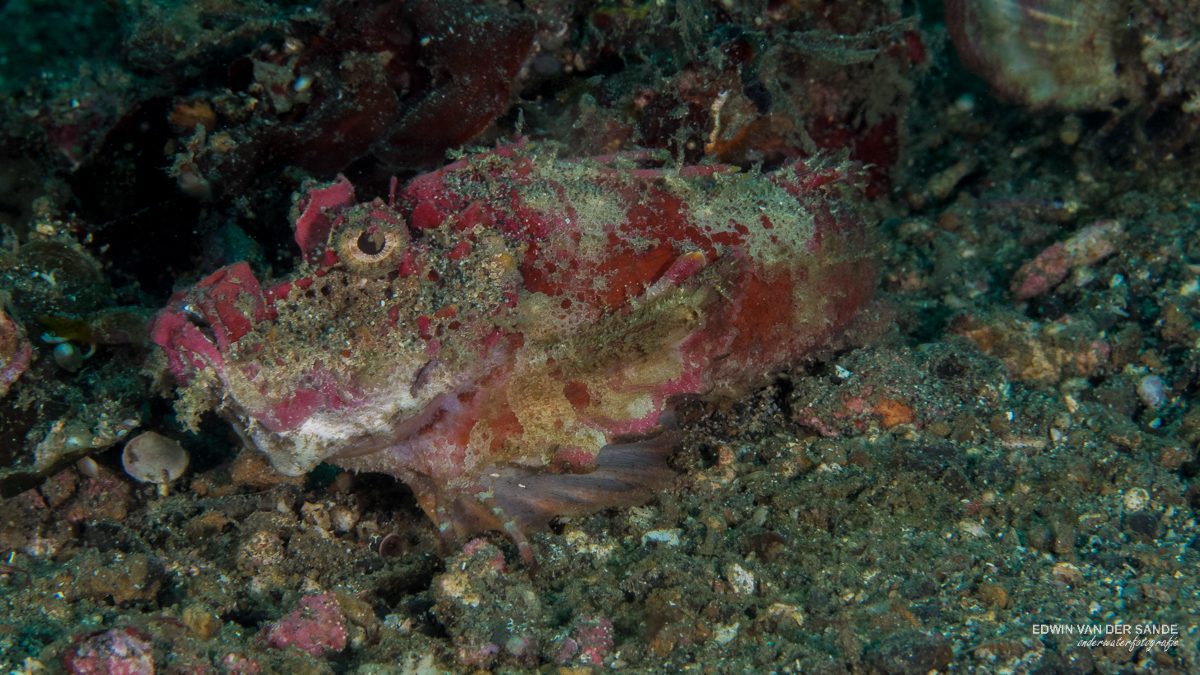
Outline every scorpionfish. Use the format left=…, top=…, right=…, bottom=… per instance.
left=152, top=144, right=875, bottom=560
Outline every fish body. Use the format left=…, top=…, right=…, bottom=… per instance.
left=152, top=144, right=875, bottom=558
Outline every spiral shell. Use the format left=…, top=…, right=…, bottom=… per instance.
left=945, top=0, right=1136, bottom=111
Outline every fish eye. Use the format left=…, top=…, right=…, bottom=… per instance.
left=356, top=229, right=387, bottom=256
left=335, top=221, right=407, bottom=277
left=182, top=306, right=216, bottom=344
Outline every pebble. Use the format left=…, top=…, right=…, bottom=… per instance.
left=1123, top=487, right=1150, bottom=512
left=1125, top=511, right=1161, bottom=540
left=641, top=529, right=681, bottom=547
left=1137, top=374, right=1168, bottom=409
left=977, top=582, right=1010, bottom=609
left=182, top=604, right=222, bottom=639
left=330, top=505, right=358, bottom=533
left=238, top=530, right=285, bottom=569
left=865, top=630, right=952, bottom=673
left=765, top=602, right=805, bottom=627
left=63, top=628, right=154, bottom=675
left=713, top=622, right=740, bottom=646
left=262, top=592, right=349, bottom=656
left=1051, top=562, right=1083, bottom=586
left=301, top=501, right=333, bottom=534
left=1011, top=219, right=1123, bottom=299
left=724, top=562, right=756, bottom=595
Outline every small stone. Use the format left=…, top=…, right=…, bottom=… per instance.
left=75, top=456, right=100, bottom=479
left=68, top=551, right=163, bottom=605
left=1137, top=375, right=1168, bottom=410
left=977, top=582, right=1009, bottom=609
left=182, top=604, right=222, bottom=639
left=715, top=444, right=736, bottom=466
left=1059, top=115, right=1082, bottom=145
left=713, top=622, right=740, bottom=646
left=865, top=630, right=952, bottom=674
left=263, top=592, right=349, bottom=657
left=724, top=562, right=756, bottom=595
left=959, top=520, right=987, bottom=538
left=1051, top=562, right=1083, bottom=587
left=641, top=529, right=681, bottom=547
left=1123, top=487, right=1150, bottom=512
left=330, top=505, right=358, bottom=533
left=63, top=628, right=154, bottom=675
left=765, top=602, right=805, bottom=628
left=1012, top=242, right=1069, bottom=299
left=238, top=530, right=285, bottom=570
left=1158, top=446, right=1193, bottom=470
left=873, top=398, right=915, bottom=428
left=52, top=342, right=86, bottom=372
left=1124, top=511, right=1161, bottom=541
left=925, top=158, right=977, bottom=203
left=301, top=501, right=332, bottom=533
left=1063, top=219, right=1122, bottom=267
left=1011, top=220, right=1122, bottom=299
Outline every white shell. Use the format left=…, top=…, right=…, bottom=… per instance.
left=122, top=431, right=189, bottom=484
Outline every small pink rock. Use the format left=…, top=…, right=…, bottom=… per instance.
left=220, top=652, right=262, bottom=674
left=0, top=306, right=31, bottom=398
left=555, top=615, right=614, bottom=666
left=262, top=592, right=348, bottom=656
left=64, top=466, right=132, bottom=524
left=461, top=537, right=508, bottom=573
left=1011, top=241, right=1069, bottom=300
left=1063, top=219, right=1122, bottom=267
left=1012, top=220, right=1123, bottom=299
left=63, top=627, right=154, bottom=675
left=457, top=642, right=500, bottom=667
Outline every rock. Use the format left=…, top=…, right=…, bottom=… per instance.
left=554, top=615, right=615, bottom=667
left=63, top=628, right=154, bottom=675
left=432, top=539, right=546, bottom=667
left=0, top=305, right=31, bottom=398
left=1011, top=220, right=1123, bottom=299
left=865, top=630, right=953, bottom=674
left=1125, top=512, right=1161, bottom=541
left=263, top=592, right=349, bottom=657
left=65, top=550, right=164, bottom=606
left=182, top=604, right=222, bottom=640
